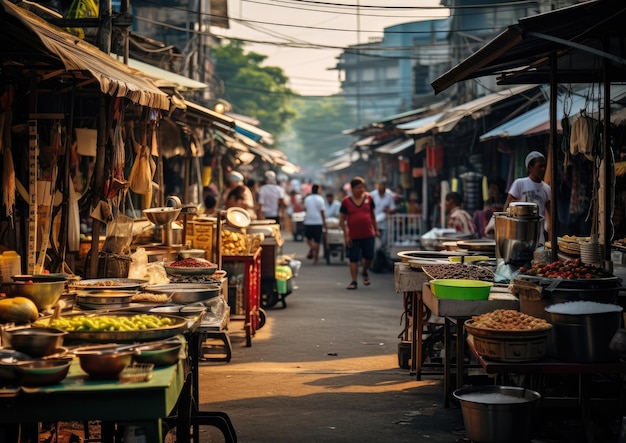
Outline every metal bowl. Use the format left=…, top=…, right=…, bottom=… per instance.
left=144, top=283, right=221, bottom=304
left=74, top=347, right=136, bottom=379
left=133, top=340, right=183, bottom=367
left=143, top=207, right=181, bottom=226
left=14, top=358, right=71, bottom=387
left=0, top=349, right=31, bottom=384
left=0, top=281, right=65, bottom=310
left=1, top=327, right=67, bottom=358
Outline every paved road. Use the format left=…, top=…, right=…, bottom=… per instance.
left=196, top=236, right=464, bottom=443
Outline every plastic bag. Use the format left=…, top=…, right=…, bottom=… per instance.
left=128, top=146, right=152, bottom=194
left=102, top=214, right=134, bottom=254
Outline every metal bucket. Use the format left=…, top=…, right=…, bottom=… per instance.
left=494, top=213, right=542, bottom=265
left=454, top=385, right=541, bottom=443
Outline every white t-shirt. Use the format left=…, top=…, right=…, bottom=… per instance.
left=325, top=199, right=342, bottom=219
left=370, top=189, right=396, bottom=230
left=303, top=193, right=326, bottom=225
left=258, top=183, right=286, bottom=218
left=507, top=176, right=551, bottom=242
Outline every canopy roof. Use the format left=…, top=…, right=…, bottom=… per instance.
left=1, top=0, right=169, bottom=109
left=432, top=0, right=626, bottom=94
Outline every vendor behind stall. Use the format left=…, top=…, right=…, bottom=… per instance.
left=222, top=170, right=256, bottom=220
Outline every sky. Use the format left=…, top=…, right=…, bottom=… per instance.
left=213, top=0, right=450, bottom=96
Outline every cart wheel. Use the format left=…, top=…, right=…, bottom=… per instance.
left=261, top=290, right=279, bottom=309
left=258, top=308, right=267, bottom=329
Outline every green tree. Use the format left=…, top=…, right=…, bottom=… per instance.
left=286, top=96, right=357, bottom=175
left=211, top=40, right=296, bottom=138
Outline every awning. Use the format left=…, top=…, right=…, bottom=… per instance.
left=323, top=153, right=352, bottom=172
left=480, top=84, right=626, bottom=141
left=183, top=100, right=236, bottom=133
left=214, top=130, right=249, bottom=153
left=114, top=56, right=209, bottom=91
left=375, top=138, right=414, bottom=155
left=2, top=0, right=169, bottom=109
left=431, top=0, right=626, bottom=93
left=397, top=113, right=444, bottom=135
left=433, top=84, right=541, bottom=133
left=234, top=119, right=274, bottom=145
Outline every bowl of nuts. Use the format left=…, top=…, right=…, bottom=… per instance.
left=465, top=310, right=552, bottom=362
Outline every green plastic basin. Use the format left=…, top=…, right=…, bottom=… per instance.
left=430, top=279, right=493, bottom=300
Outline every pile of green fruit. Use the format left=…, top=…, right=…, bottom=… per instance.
left=36, top=314, right=175, bottom=332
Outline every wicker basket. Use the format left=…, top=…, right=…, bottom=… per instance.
left=466, top=320, right=551, bottom=362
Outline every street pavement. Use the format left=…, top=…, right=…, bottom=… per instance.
left=196, top=235, right=465, bottom=443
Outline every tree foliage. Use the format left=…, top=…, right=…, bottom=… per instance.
left=286, top=96, right=357, bottom=175
left=211, top=40, right=296, bottom=138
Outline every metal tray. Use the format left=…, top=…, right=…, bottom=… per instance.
left=47, top=312, right=188, bottom=343
left=456, top=239, right=496, bottom=252
left=70, top=278, right=147, bottom=291
left=164, top=265, right=217, bottom=276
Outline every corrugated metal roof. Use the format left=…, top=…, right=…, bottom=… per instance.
left=374, top=138, right=414, bottom=155
left=397, top=113, right=443, bottom=135
left=480, top=84, right=626, bottom=141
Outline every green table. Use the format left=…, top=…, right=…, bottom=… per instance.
left=0, top=358, right=185, bottom=442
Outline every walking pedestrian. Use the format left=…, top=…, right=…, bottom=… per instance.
left=370, top=179, right=396, bottom=252
left=303, top=184, right=326, bottom=264
left=258, top=170, right=286, bottom=225
left=324, top=192, right=341, bottom=219
left=339, top=176, right=380, bottom=290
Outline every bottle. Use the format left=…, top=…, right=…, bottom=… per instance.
left=122, top=425, right=146, bottom=443
left=0, top=251, right=21, bottom=281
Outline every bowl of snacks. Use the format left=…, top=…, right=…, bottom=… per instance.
left=14, top=358, right=72, bottom=386
left=74, top=345, right=136, bottom=379
left=465, top=310, right=552, bottom=362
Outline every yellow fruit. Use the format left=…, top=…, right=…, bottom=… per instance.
left=0, top=297, right=39, bottom=324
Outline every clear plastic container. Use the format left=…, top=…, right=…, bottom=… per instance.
left=0, top=251, right=21, bottom=282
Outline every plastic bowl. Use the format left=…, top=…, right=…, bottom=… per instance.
left=430, top=279, right=493, bottom=300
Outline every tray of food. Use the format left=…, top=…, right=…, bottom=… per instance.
left=164, top=257, right=218, bottom=276
left=34, top=312, right=188, bottom=343
left=419, top=263, right=495, bottom=282
left=70, top=278, right=147, bottom=291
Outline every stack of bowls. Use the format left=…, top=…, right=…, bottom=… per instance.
left=580, top=242, right=604, bottom=266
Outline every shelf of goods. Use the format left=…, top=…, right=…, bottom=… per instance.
left=221, top=248, right=261, bottom=347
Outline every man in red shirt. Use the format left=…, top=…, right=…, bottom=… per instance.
left=339, top=176, right=380, bottom=289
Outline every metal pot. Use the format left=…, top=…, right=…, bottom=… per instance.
left=454, top=385, right=541, bottom=443
left=494, top=212, right=542, bottom=265
left=545, top=302, right=623, bottom=362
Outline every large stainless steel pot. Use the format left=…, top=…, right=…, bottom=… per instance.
left=494, top=212, right=542, bottom=265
